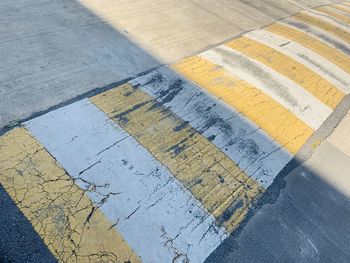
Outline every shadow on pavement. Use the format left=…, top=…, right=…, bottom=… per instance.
left=1, top=1, right=350, bottom=263
left=206, top=147, right=350, bottom=263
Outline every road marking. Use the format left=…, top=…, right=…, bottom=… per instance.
left=1, top=4, right=349, bottom=262
left=172, top=57, right=313, bottom=154
left=316, top=6, right=350, bottom=24
left=293, top=12, right=350, bottom=43
left=245, top=29, right=350, bottom=94
left=280, top=18, right=350, bottom=57
left=0, top=128, right=141, bottom=263
left=26, top=99, right=228, bottom=263
left=91, top=84, right=264, bottom=233
left=306, top=9, right=350, bottom=31
left=199, top=44, right=332, bottom=130
left=331, top=4, right=350, bottom=15
left=225, top=36, right=345, bottom=110
left=131, top=67, right=293, bottom=187
left=305, top=9, right=350, bottom=33
left=267, top=23, right=350, bottom=75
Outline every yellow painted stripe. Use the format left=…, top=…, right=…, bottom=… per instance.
left=316, top=6, right=350, bottom=24
left=226, top=36, right=345, bottom=109
left=0, top=128, right=141, bottom=263
left=267, top=23, right=350, bottom=75
left=331, top=4, right=350, bottom=14
left=293, top=13, right=350, bottom=44
left=91, top=84, right=264, bottom=232
left=172, top=56, right=313, bottom=154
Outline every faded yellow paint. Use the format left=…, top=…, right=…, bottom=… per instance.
left=91, top=84, right=264, bottom=232
left=226, top=36, right=345, bottom=109
left=0, top=128, right=141, bottom=263
left=312, top=139, right=322, bottom=150
left=267, top=23, right=350, bottom=74
left=316, top=6, right=350, bottom=24
left=293, top=13, right=350, bottom=44
left=331, top=4, right=350, bottom=14
left=172, top=56, right=313, bottom=154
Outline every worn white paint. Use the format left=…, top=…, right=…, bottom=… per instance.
left=130, top=67, right=293, bottom=187
left=279, top=19, right=350, bottom=57
left=200, top=45, right=332, bottom=130
left=245, top=29, right=350, bottom=94
left=327, top=5, right=350, bottom=18
left=303, top=10, right=350, bottom=34
left=26, top=99, right=227, bottom=263
left=2, top=0, right=347, bottom=130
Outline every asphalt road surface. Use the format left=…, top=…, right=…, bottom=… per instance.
left=1, top=1, right=350, bottom=262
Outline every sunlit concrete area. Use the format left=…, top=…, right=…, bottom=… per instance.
left=0, top=0, right=347, bottom=130
left=1, top=1, right=350, bottom=263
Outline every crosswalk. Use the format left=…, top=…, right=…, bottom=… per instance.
left=1, top=2, right=350, bottom=262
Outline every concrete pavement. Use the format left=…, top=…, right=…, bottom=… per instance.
left=0, top=0, right=347, bottom=131
left=1, top=1, right=350, bottom=263
left=206, top=109, right=350, bottom=263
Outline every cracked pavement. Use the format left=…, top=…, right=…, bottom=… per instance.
left=1, top=1, right=350, bottom=263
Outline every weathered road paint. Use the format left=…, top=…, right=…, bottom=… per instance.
left=131, top=67, right=293, bottom=186
left=280, top=18, right=350, bottom=57
left=0, top=128, right=141, bottom=263
left=245, top=29, right=350, bottom=94
left=1, top=3, right=350, bottom=262
left=26, top=99, right=227, bottom=263
left=307, top=9, right=350, bottom=31
left=316, top=6, right=350, bottom=24
left=172, top=57, right=312, bottom=155
left=225, top=36, right=345, bottom=109
left=91, top=84, right=264, bottom=232
left=293, top=12, right=350, bottom=43
left=267, top=23, right=350, bottom=75
left=200, top=45, right=332, bottom=130
left=331, top=4, right=350, bottom=15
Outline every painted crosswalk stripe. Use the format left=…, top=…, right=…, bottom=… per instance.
left=293, top=12, right=350, bottom=43
left=266, top=22, right=350, bottom=75
left=199, top=44, right=332, bottom=130
left=0, top=128, right=141, bottom=263
left=1, top=4, right=349, bottom=262
left=331, top=4, right=350, bottom=15
left=306, top=8, right=350, bottom=29
left=26, top=99, right=229, bottom=263
left=225, top=36, right=345, bottom=110
left=306, top=9, right=350, bottom=32
left=244, top=29, right=350, bottom=94
left=131, top=67, right=293, bottom=186
left=316, top=6, right=350, bottom=24
left=280, top=18, right=350, bottom=57
left=172, top=57, right=313, bottom=155
left=90, top=84, right=264, bottom=233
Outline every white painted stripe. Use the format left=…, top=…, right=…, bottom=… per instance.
left=25, top=99, right=227, bottom=263
left=245, top=29, right=350, bottom=94
left=279, top=19, right=350, bottom=57
left=130, top=67, right=293, bottom=187
left=303, top=10, right=350, bottom=34
left=313, top=7, right=350, bottom=21
left=200, top=45, right=332, bottom=130
left=328, top=6, right=350, bottom=18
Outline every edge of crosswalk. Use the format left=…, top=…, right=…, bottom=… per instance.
left=1, top=2, right=350, bottom=262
